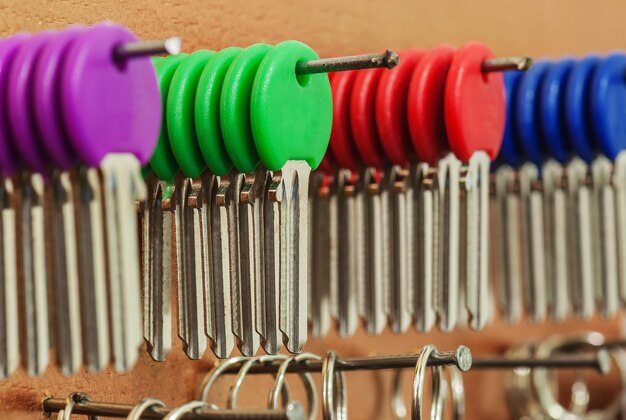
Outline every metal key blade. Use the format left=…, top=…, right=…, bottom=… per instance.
left=48, top=171, right=82, bottom=374
left=279, top=161, right=311, bottom=353
left=336, top=170, right=358, bottom=337
left=541, top=160, right=569, bottom=321
left=519, top=163, right=547, bottom=322
left=100, top=154, right=146, bottom=371
left=438, top=154, right=461, bottom=332
left=141, top=177, right=173, bottom=361
left=492, top=166, right=523, bottom=323
left=591, top=156, right=619, bottom=318
left=207, top=174, right=235, bottom=358
left=72, top=167, right=109, bottom=372
left=308, top=171, right=334, bottom=338
left=612, top=152, right=626, bottom=306
left=462, top=152, right=491, bottom=330
left=16, top=172, right=49, bottom=376
left=360, top=168, right=387, bottom=335
left=410, top=163, right=436, bottom=332
left=0, top=178, right=18, bottom=378
left=565, top=158, right=595, bottom=319
left=384, top=166, right=411, bottom=334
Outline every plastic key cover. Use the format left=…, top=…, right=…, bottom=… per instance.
left=590, top=53, right=626, bottom=160
left=329, top=70, right=362, bottom=171
left=515, top=60, right=551, bottom=166
left=252, top=40, right=333, bottom=171
left=376, top=49, right=423, bottom=165
left=350, top=68, right=387, bottom=168
left=8, top=31, right=57, bottom=174
left=222, top=43, right=272, bottom=173
left=195, top=47, right=242, bottom=175
left=317, top=151, right=336, bottom=175
left=565, top=55, right=600, bottom=163
left=445, top=42, right=505, bottom=161
left=539, top=58, right=575, bottom=164
left=61, top=22, right=161, bottom=167
left=408, top=45, right=455, bottom=165
left=33, top=27, right=84, bottom=170
left=149, top=54, right=188, bottom=182
left=498, top=71, right=524, bottom=167
left=0, top=33, right=30, bottom=176
left=167, top=50, right=215, bottom=177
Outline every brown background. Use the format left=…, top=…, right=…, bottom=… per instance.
left=0, top=0, right=625, bottom=418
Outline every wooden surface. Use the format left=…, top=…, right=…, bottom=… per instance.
left=1, top=0, right=626, bottom=418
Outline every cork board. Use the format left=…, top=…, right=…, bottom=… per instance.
left=0, top=0, right=625, bottom=418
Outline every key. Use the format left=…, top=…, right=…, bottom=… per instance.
left=565, top=159, right=595, bottom=318
left=238, top=169, right=264, bottom=355
left=384, top=166, right=411, bottom=334
left=409, top=163, right=437, bottom=332
left=541, top=160, right=569, bottom=321
left=359, top=168, right=387, bottom=335
left=492, top=166, right=523, bottom=323
left=141, top=176, right=173, bottom=361
left=0, top=178, right=18, bottom=378
left=72, top=167, right=110, bottom=371
left=613, top=153, right=626, bottom=306
left=590, top=156, right=619, bottom=318
left=47, top=170, right=83, bottom=374
left=335, top=169, right=358, bottom=337
left=100, top=155, right=146, bottom=370
left=308, top=171, right=334, bottom=338
left=16, top=172, right=49, bottom=376
left=170, top=175, right=207, bottom=360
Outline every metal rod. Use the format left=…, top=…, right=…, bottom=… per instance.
left=482, top=56, right=533, bottom=72
left=114, top=37, right=182, bottom=61
left=296, top=50, right=400, bottom=75
left=219, top=346, right=472, bottom=374
left=472, top=349, right=610, bottom=374
left=43, top=397, right=299, bottom=419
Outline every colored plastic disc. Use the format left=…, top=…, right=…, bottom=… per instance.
left=329, top=70, right=362, bottom=171
left=317, top=151, right=336, bottom=175
left=0, top=33, right=30, bottom=176
left=221, top=43, right=272, bottom=173
left=252, top=40, right=332, bottom=171
left=350, top=68, right=387, bottom=168
left=445, top=42, right=506, bottom=161
left=376, top=49, right=423, bottom=165
left=61, top=22, right=161, bottom=167
left=7, top=30, right=57, bottom=174
left=408, top=45, right=455, bottom=165
left=565, top=55, right=600, bottom=163
left=33, top=26, right=84, bottom=170
left=167, top=50, right=215, bottom=177
left=515, top=60, right=551, bottom=166
left=498, top=71, right=524, bottom=167
left=149, top=54, right=189, bottom=182
left=195, top=47, right=242, bottom=176
left=590, top=53, right=626, bottom=160
left=539, top=58, right=575, bottom=164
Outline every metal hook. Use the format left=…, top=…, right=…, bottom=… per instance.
left=228, top=355, right=290, bottom=409
left=61, top=393, right=99, bottom=420
left=126, top=397, right=165, bottom=420
left=268, top=353, right=320, bottom=420
left=296, top=50, right=400, bottom=75
left=113, top=37, right=182, bottom=61
left=162, top=401, right=212, bottom=420
left=322, top=351, right=348, bottom=420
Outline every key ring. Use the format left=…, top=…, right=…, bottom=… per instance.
left=411, top=345, right=445, bottom=420
left=268, top=352, right=320, bottom=420
left=61, top=392, right=99, bottom=420
left=163, top=401, right=213, bottom=420
left=195, top=356, right=246, bottom=404
left=227, top=354, right=290, bottom=409
left=322, top=350, right=347, bottom=420
left=126, top=397, right=165, bottom=420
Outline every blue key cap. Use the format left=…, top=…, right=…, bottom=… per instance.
left=499, top=71, right=524, bottom=167
left=565, top=55, right=600, bottom=163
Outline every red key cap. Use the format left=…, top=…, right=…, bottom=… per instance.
left=329, top=70, right=362, bottom=171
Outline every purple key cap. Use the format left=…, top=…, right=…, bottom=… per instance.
left=0, top=33, right=30, bottom=176
left=33, top=26, right=84, bottom=170
left=60, top=22, right=161, bottom=167
left=7, top=31, right=57, bottom=174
